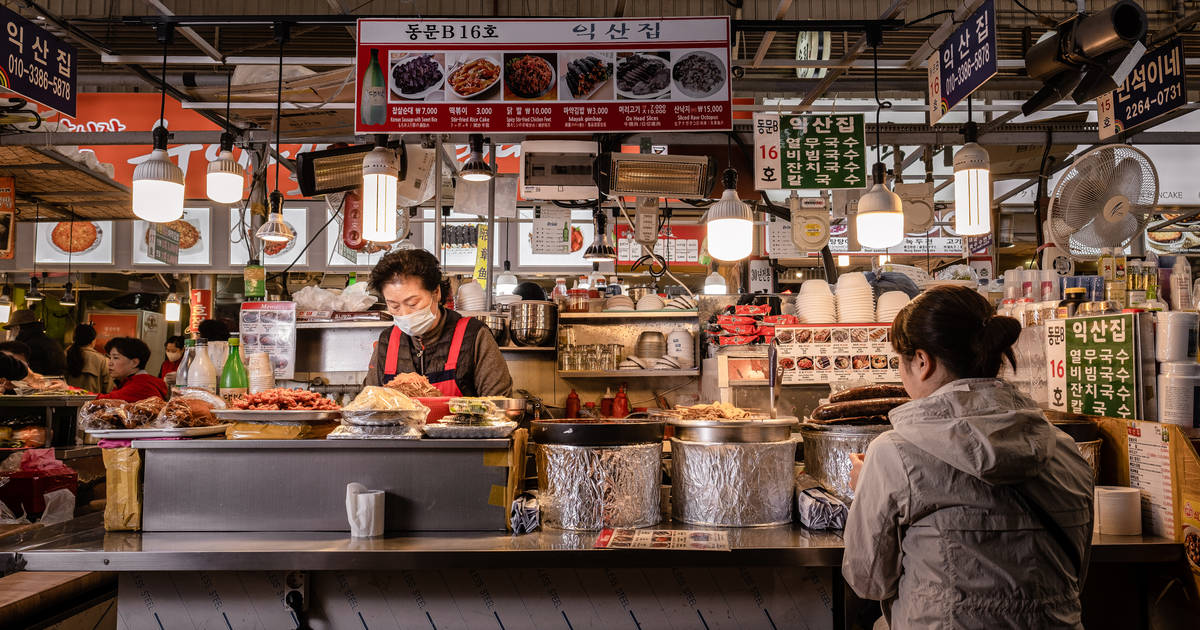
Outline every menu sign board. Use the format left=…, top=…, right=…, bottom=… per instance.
left=753, top=113, right=867, bottom=190
left=775, top=324, right=901, bottom=385
left=615, top=223, right=705, bottom=270
left=239, top=302, right=297, bottom=380
left=0, top=5, right=75, bottom=116
left=531, top=207, right=571, bottom=254
left=927, top=0, right=996, bottom=125
left=1045, top=314, right=1139, bottom=419
left=1097, top=38, right=1186, bottom=140
left=355, top=17, right=732, bottom=134
left=1127, top=420, right=1175, bottom=537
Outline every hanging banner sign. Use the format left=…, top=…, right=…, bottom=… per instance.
left=188, top=289, right=212, bottom=335
left=927, top=0, right=996, bottom=125
left=1097, top=38, right=1186, bottom=140
left=472, top=223, right=490, bottom=290
left=0, top=5, right=75, bottom=116
left=1045, top=314, right=1140, bottom=419
left=753, top=113, right=867, bottom=190
left=0, top=176, right=13, bottom=260
left=354, top=17, right=732, bottom=134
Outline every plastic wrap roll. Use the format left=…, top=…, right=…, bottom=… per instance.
left=670, top=438, right=797, bottom=527
left=536, top=442, right=662, bottom=531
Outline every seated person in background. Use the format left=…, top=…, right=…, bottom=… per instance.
left=0, top=342, right=29, bottom=394
left=96, top=337, right=169, bottom=403
left=0, top=340, right=63, bottom=392
left=65, top=324, right=111, bottom=394
left=160, top=335, right=185, bottom=380
left=4, top=309, right=66, bottom=376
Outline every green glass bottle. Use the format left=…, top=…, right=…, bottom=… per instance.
left=219, top=334, right=248, bottom=405
left=360, top=48, right=387, bottom=126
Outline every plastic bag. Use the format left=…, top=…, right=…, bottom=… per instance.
left=448, top=397, right=506, bottom=417
left=294, top=285, right=339, bottom=312
left=336, top=282, right=378, bottom=312
left=127, top=397, right=167, bottom=427
left=174, top=387, right=227, bottom=409
left=344, top=386, right=427, bottom=412
left=796, top=487, right=848, bottom=530
left=39, top=488, right=75, bottom=525
left=78, top=399, right=130, bottom=430
left=328, top=423, right=422, bottom=439
left=102, top=447, right=141, bottom=531
left=150, top=398, right=218, bottom=428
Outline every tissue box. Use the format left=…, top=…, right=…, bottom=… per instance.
left=0, top=470, right=78, bottom=515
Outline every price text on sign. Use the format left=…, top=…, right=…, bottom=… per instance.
left=1045, top=314, right=1138, bottom=419
left=1097, top=38, right=1186, bottom=140
left=0, top=5, right=75, bottom=116
left=355, top=17, right=731, bottom=134
left=753, top=113, right=867, bottom=190
left=927, top=0, right=996, bottom=125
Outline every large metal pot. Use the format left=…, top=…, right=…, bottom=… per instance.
left=799, top=423, right=891, bottom=503
left=473, top=313, right=509, bottom=346
left=508, top=300, right=557, bottom=347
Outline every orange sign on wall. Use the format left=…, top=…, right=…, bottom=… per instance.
left=188, top=289, right=212, bottom=335
left=0, top=176, right=14, bottom=259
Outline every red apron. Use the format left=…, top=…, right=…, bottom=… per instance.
left=381, top=318, right=471, bottom=396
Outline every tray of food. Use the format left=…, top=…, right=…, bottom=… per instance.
left=423, top=421, right=518, bottom=439
left=216, top=388, right=341, bottom=423
left=213, top=409, right=341, bottom=423
left=86, top=425, right=231, bottom=438
left=803, top=384, right=909, bottom=426
left=340, top=386, right=429, bottom=426
left=80, top=390, right=226, bottom=437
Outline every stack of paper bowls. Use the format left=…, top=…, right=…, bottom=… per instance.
left=636, top=294, right=666, bottom=311
left=456, top=280, right=487, bottom=312
left=794, top=280, right=837, bottom=324
left=605, top=295, right=635, bottom=311
left=836, top=273, right=876, bottom=323
left=876, top=291, right=911, bottom=323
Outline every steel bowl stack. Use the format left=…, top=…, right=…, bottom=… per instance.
left=508, top=300, right=557, bottom=347
left=531, top=419, right=664, bottom=530
left=473, top=313, right=509, bottom=346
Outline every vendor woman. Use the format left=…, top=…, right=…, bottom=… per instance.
left=364, top=249, right=513, bottom=397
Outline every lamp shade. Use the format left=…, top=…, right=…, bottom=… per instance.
left=953, top=142, right=992, bottom=236
left=255, top=192, right=295, bottom=244
left=362, top=146, right=398, bottom=242
left=206, top=149, right=244, bottom=204
left=132, top=149, right=185, bottom=223
left=703, top=271, right=727, bottom=294
left=495, top=271, right=518, bottom=295
left=855, top=183, right=905, bottom=249
left=706, top=188, right=755, bottom=262
left=460, top=134, right=494, bottom=182
left=164, top=292, right=182, bottom=322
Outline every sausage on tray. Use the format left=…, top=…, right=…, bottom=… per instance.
left=810, top=397, right=911, bottom=421
left=829, top=384, right=909, bottom=404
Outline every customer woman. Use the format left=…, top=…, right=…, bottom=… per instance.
left=95, top=337, right=168, bottom=402
left=843, top=286, right=1094, bottom=629
left=65, top=324, right=110, bottom=393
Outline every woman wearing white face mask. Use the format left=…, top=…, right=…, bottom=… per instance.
left=363, top=249, right=513, bottom=397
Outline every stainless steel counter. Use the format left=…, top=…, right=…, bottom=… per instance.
left=2, top=513, right=1181, bottom=573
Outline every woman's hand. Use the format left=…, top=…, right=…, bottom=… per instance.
left=849, top=452, right=866, bottom=492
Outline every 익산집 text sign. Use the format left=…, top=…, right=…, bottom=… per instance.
left=0, top=5, right=75, bottom=116
left=753, top=113, right=867, bottom=190
left=1045, top=313, right=1139, bottom=419
left=927, top=0, right=996, bottom=125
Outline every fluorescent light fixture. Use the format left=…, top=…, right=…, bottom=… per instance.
left=704, top=271, right=727, bottom=294
left=132, top=128, right=185, bottom=223
left=837, top=254, right=850, bottom=267
left=706, top=169, right=755, bottom=262
left=855, top=163, right=904, bottom=249
left=362, top=144, right=399, bottom=242
left=164, top=292, right=181, bottom=322
left=954, top=141, right=992, bottom=236
left=255, top=191, right=295, bottom=244
left=460, top=134, right=494, bottom=182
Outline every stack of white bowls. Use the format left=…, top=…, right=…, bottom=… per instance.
left=605, top=295, right=635, bottom=311
left=836, top=273, right=876, bottom=323
left=794, top=279, right=837, bottom=324
left=876, top=291, right=911, bottom=323
left=636, top=294, right=666, bottom=311
left=456, top=280, right=486, bottom=312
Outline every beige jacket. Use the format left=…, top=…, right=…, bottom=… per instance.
left=65, top=345, right=110, bottom=394
left=842, top=378, right=1094, bottom=629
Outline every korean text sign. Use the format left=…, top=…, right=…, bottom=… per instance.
left=1045, top=314, right=1139, bottom=419
left=927, top=0, right=996, bottom=125
left=1097, top=38, right=1186, bottom=140
left=753, top=113, right=867, bottom=190
left=355, top=17, right=731, bottom=134
left=0, top=5, right=75, bottom=116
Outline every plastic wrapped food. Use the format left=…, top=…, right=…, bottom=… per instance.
left=127, top=397, right=166, bottom=427
left=78, top=399, right=130, bottom=430
left=344, top=386, right=425, bottom=411
left=172, top=387, right=227, bottom=409
left=442, top=413, right=499, bottom=426
left=448, top=397, right=506, bottom=416
left=327, top=423, right=423, bottom=440
left=152, top=398, right=217, bottom=428
left=423, top=422, right=517, bottom=439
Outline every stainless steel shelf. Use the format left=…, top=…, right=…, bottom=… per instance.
left=558, top=369, right=699, bottom=378
left=498, top=346, right=556, bottom=352
left=296, top=320, right=391, bottom=329
left=558, top=310, right=699, bottom=321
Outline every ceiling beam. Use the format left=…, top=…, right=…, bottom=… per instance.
left=143, top=0, right=225, bottom=62
left=798, top=0, right=915, bottom=107
left=750, top=0, right=795, bottom=69
left=613, top=0, right=627, bottom=18
left=324, top=0, right=358, bottom=37
left=904, top=0, right=986, bottom=70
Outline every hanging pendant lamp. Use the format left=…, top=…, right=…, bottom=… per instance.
left=362, top=135, right=398, bottom=242
left=854, top=40, right=903, bottom=250
left=164, top=292, right=182, bottom=322
left=132, top=27, right=185, bottom=223
left=705, top=169, right=755, bottom=262
left=583, top=208, right=617, bottom=260
left=207, top=70, right=245, bottom=204
left=255, top=25, right=296, bottom=246
left=459, top=134, right=494, bottom=182
left=954, top=104, right=992, bottom=236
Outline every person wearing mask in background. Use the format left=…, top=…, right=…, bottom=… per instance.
left=160, top=335, right=185, bottom=379
left=842, top=286, right=1094, bottom=629
left=64, top=324, right=109, bottom=394
left=95, top=337, right=168, bottom=403
left=198, top=319, right=230, bottom=373
left=364, top=250, right=512, bottom=396
left=3, top=309, right=66, bottom=376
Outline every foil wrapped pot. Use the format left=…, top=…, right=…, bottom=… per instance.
left=532, top=419, right=666, bottom=531
left=799, top=422, right=891, bottom=503
left=536, top=442, right=662, bottom=531
left=668, top=418, right=798, bottom=527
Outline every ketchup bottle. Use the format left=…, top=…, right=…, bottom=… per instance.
left=565, top=389, right=580, bottom=419
left=599, top=387, right=615, bottom=417
left=612, top=385, right=630, bottom=418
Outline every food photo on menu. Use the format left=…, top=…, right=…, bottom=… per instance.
left=559, top=52, right=613, bottom=100
left=389, top=52, right=446, bottom=101
left=503, top=53, right=558, bottom=101
left=445, top=53, right=502, bottom=101
left=616, top=51, right=671, bottom=99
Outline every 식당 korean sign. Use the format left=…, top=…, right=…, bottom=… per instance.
left=0, top=5, right=75, bottom=116
left=753, top=113, right=867, bottom=190
left=927, top=0, right=996, bottom=125
left=354, top=17, right=732, bottom=134
left=1097, top=38, right=1186, bottom=140
left=1045, top=313, right=1139, bottom=419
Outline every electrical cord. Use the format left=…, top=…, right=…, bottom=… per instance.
left=1013, top=0, right=1054, bottom=24
left=269, top=194, right=344, bottom=282
left=904, top=9, right=955, bottom=28
left=609, top=193, right=696, bottom=298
